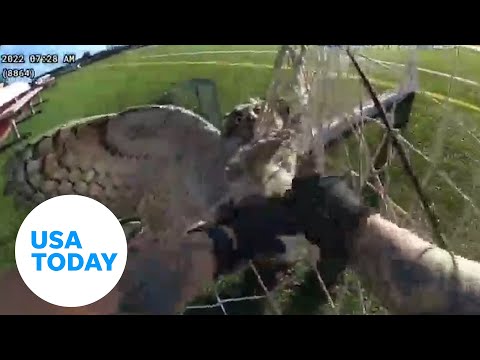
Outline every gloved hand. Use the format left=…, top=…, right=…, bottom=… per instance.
left=187, top=175, right=371, bottom=289
left=186, top=195, right=299, bottom=279
left=285, top=174, right=371, bottom=287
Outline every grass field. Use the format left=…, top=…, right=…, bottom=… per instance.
left=1, top=45, right=479, bottom=314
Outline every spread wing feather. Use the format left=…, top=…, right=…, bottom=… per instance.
left=3, top=105, right=240, bottom=314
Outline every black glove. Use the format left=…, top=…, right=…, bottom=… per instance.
left=187, top=175, right=370, bottom=287
left=286, top=174, right=371, bottom=287
left=186, top=195, right=299, bottom=279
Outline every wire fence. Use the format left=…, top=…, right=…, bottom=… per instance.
left=181, top=45, right=480, bottom=315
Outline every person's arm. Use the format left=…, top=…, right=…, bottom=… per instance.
left=188, top=173, right=480, bottom=315
left=351, top=214, right=480, bottom=315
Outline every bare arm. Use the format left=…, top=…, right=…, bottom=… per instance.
left=350, top=214, right=480, bottom=315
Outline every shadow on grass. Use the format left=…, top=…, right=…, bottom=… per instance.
left=155, top=78, right=223, bottom=128
left=0, top=132, right=32, bottom=155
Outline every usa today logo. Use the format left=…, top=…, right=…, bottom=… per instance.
left=15, top=195, right=128, bottom=308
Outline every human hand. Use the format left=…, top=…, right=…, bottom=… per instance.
left=288, top=174, right=370, bottom=248
left=186, top=195, right=300, bottom=279
left=286, top=174, right=371, bottom=287
left=186, top=175, right=370, bottom=290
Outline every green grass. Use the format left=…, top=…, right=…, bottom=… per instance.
left=362, top=46, right=480, bottom=82
left=2, top=45, right=480, bottom=314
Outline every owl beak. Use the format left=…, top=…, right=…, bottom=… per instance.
left=185, top=220, right=215, bottom=235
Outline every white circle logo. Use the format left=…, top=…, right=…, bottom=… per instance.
left=15, top=195, right=128, bottom=308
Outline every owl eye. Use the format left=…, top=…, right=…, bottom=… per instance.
left=235, top=116, right=242, bottom=124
